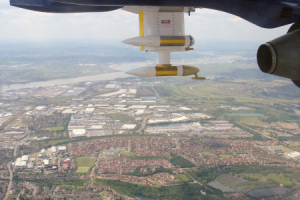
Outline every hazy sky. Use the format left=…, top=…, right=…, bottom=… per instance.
left=0, top=0, right=291, bottom=43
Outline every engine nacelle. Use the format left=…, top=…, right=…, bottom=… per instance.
left=126, top=65, right=200, bottom=78
left=257, top=28, right=300, bottom=88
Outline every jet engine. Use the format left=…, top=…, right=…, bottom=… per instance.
left=257, top=23, right=300, bottom=88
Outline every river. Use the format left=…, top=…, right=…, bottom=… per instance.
left=225, top=112, right=264, bottom=117
left=2, top=72, right=129, bottom=92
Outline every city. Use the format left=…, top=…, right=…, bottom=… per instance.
left=0, top=74, right=300, bottom=199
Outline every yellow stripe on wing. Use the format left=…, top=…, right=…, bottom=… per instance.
left=160, top=39, right=186, bottom=44
left=139, top=9, right=145, bottom=51
left=155, top=66, right=178, bottom=76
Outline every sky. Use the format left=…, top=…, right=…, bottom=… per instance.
left=0, top=0, right=291, bottom=43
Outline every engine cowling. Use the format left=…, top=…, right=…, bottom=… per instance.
left=257, top=25, right=300, bottom=88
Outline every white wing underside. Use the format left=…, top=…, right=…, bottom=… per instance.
left=123, top=6, right=195, bottom=64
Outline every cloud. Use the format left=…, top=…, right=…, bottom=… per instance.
left=186, top=8, right=288, bottom=42
left=0, top=3, right=138, bottom=41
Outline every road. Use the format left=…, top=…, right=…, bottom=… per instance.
left=13, top=144, right=18, bottom=158
left=137, top=115, right=151, bottom=135
left=90, top=153, right=101, bottom=185
left=4, top=125, right=30, bottom=200
left=4, top=162, right=13, bottom=200
left=183, top=169, right=215, bottom=193
left=152, top=85, right=162, bottom=100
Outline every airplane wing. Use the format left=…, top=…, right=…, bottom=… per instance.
left=9, top=0, right=300, bottom=87
left=10, top=0, right=300, bottom=29
left=122, top=7, right=193, bottom=60
left=123, top=7, right=200, bottom=79
left=9, top=0, right=122, bottom=13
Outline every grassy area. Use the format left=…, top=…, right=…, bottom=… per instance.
left=215, top=174, right=247, bottom=190
left=32, top=138, right=76, bottom=148
left=219, top=154, right=233, bottom=158
left=201, top=152, right=216, bottom=157
left=289, top=141, right=300, bottom=151
left=238, top=173, right=293, bottom=187
left=75, top=157, right=96, bottom=174
left=52, top=131, right=68, bottom=138
left=22, top=178, right=90, bottom=188
left=94, top=179, right=223, bottom=199
left=106, top=113, right=135, bottom=123
left=2, top=113, right=23, bottom=131
left=170, top=155, right=195, bottom=168
left=120, top=152, right=135, bottom=157
left=280, top=146, right=293, bottom=153
left=239, top=173, right=261, bottom=181
left=42, top=126, right=65, bottom=132
left=175, top=174, right=193, bottom=182
left=186, top=165, right=300, bottom=189
left=131, top=166, right=172, bottom=177
left=44, top=96, right=73, bottom=104
left=235, top=117, right=263, bottom=126
left=76, top=167, right=90, bottom=173
left=267, top=174, right=293, bottom=186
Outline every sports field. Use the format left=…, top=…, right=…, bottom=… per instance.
left=75, top=157, right=96, bottom=173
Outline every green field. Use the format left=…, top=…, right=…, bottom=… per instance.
left=215, top=174, right=247, bottom=191
left=95, top=179, right=223, bottom=199
left=201, top=152, right=216, bottom=157
left=239, top=173, right=293, bottom=188
left=76, top=167, right=90, bottom=173
left=170, top=155, right=195, bottom=168
left=106, top=113, right=135, bottom=123
left=75, top=157, right=96, bottom=173
left=42, top=126, right=65, bottom=132
left=175, top=174, right=193, bottom=182
left=120, top=152, right=135, bottom=157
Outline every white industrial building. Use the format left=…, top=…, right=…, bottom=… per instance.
left=121, top=124, right=137, bottom=130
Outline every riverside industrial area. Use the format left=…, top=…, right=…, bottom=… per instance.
left=0, top=74, right=300, bottom=200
